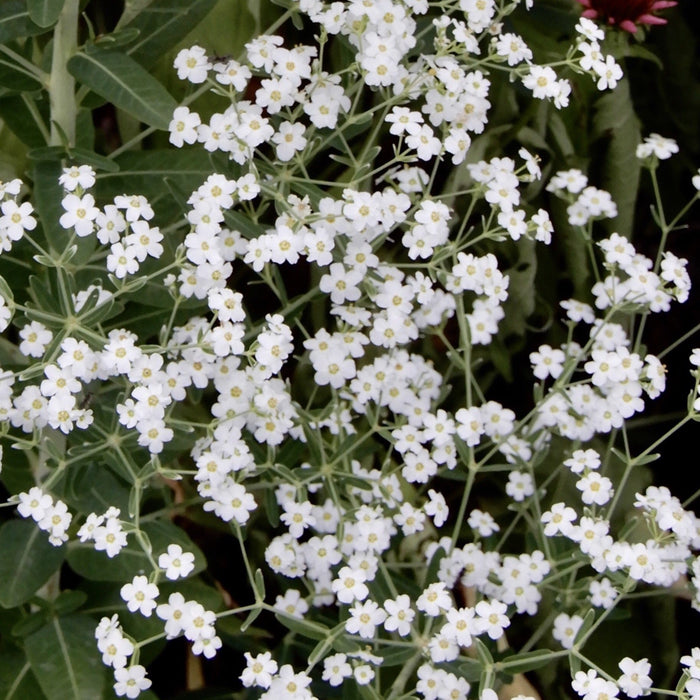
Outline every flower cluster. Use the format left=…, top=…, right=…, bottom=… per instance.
left=1, top=1, right=698, bottom=699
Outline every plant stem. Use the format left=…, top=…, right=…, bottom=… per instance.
left=50, top=0, right=80, bottom=146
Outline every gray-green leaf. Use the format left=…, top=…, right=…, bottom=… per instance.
left=25, top=614, right=106, bottom=700
left=67, top=49, right=176, bottom=130
left=0, top=519, right=65, bottom=608
left=122, top=0, right=217, bottom=68
left=0, top=650, right=46, bottom=699
left=27, top=0, right=65, bottom=28
left=0, top=0, right=44, bottom=43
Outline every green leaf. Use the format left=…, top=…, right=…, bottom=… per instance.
left=67, top=49, right=176, bottom=130
left=473, top=637, right=494, bottom=666
left=550, top=196, right=590, bottom=299
left=574, top=608, right=596, bottom=646
left=118, top=0, right=156, bottom=28
left=54, top=462, right=131, bottom=515
left=457, top=658, right=483, bottom=682
left=375, top=645, right=418, bottom=667
left=0, top=0, right=44, bottom=42
left=25, top=614, right=106, bottom=700
left=88, top=28, right=141, bottom=52
left=52, top=590, right=87, bottom=616
left=274, top=612, right=329, bottom=640
left=253, top=568, right=265, bottom=600
left=12, top=609, right=51, bottom=637
left=96, top=149, right=215, bottom=206
left=0, top=272, right=14, bottom=303
left=67, top=519, right=206, bottom=581
left=31, top=158, right=65, bottom=253
left=500, top=238, right=537, bottom=337
left=27, top=0, right=65, bottom=28
left=0, top=520, right=65, bottom=608
left=498, top=648, right=557, bottom=674
left=240, top=604, right=263, bottom=632
left=0, top=650, right=45, bottom=699
left=0, top=95, right=49, bottom=148
left=122, top=0, right=218, bottom=68
left=592, top=77, right=641, bottom=238
left=0, top=53, right=43, bottom=92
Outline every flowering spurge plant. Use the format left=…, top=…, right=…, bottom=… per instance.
left=0, top=0, right=698, bottom=698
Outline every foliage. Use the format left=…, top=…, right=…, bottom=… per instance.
left=0, top=0, right=698, bottom=699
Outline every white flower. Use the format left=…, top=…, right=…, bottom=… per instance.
left=18, top=321, right=52, bottom=358
left=59, top=165, right=96, bottom=191
left=120, top=575, right=159, bottom=617
left=169, top=106, right=201, bottom=147
left=383, top=594, right=415, bottom=636
left=617, top=657, right=652, bottom=697
left=552, top=613, right=583, bottom=649
left=173, top=45, right=210, bottom=83
left=59, top=193, right=98, bottom=236
left=322, top=653, right=352, bottom=687
left=592, top=55, right=623, bottom=90
left=113, top=664, right=152, bottom=699
left=636, top=133, right=679, bottom=160
left=158, top=544, right=195, bottom=580
left=240, top=651, right=278, bottom=689
left=0, top=200, right=36, bottom=241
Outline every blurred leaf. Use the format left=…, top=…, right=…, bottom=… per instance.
left=25, top=614, right=106, bottom=700
left=550, top=196, right=590, bottom=299
left=31, top=158, right=65, bottom=253
left=0, top=649, right=45, bottom=699
left=122, top=0, right=218, bottom=68
left=27, top=0, right=64, bottom=28
left=0, top=54, right=43, bottom=91
left=500, top=238, right=537, bottom=337
left=592, top=77, right=641, bottom=237
left=274, top=612, right=329, bottom=640
left=626, top=43, right=663, bottom=70
left=375, top=645, right=417, bottom=667
left=498, top=648, right=557, bottom=674
left=12, top=609, right=51, bottom=637
left=52, top=590, right=87, bottom=616
left=547, top=111, right=576, bottom=160
left=90, top=28, right=141, bottom=52
left=67, top=519, right=206, bottom=581
left=0, top=0, right=45, bottom=43
left=54, top=462, right=131, bottom=516
left=458, top=658, right=484, bottom=682
left=97, top=149, right=215, bottom=205
left=117, top=0, right=156, bottom=28
left=68, top=49, right=177, bottom=130
left=0, top=520, right=65, bottom=608
left=0, top=95, right=48, bottom=148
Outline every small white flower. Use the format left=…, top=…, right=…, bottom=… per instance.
left=158, top=543, right=195, bottom=580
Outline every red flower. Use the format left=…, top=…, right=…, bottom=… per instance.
left=576, top=0, right=677, bottom=33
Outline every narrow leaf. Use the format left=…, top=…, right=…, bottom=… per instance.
left=592, top=77, right=641, bottom=237
left=123, top=0, right=217, bottom=68
left=274, top=612, right=329, bottom=640
left=31, top=158, right=65, bottom=253
left=498, top=648, right=557, bottom=674
left=0, top=520, right=65, bottom=608
left=67, top=49, right=176, bottom=129
left=27, top=0, right=65, bottom=28
left=25, top=614, right=106, bottom=700
left=0, top=55, right=43, bottom=91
